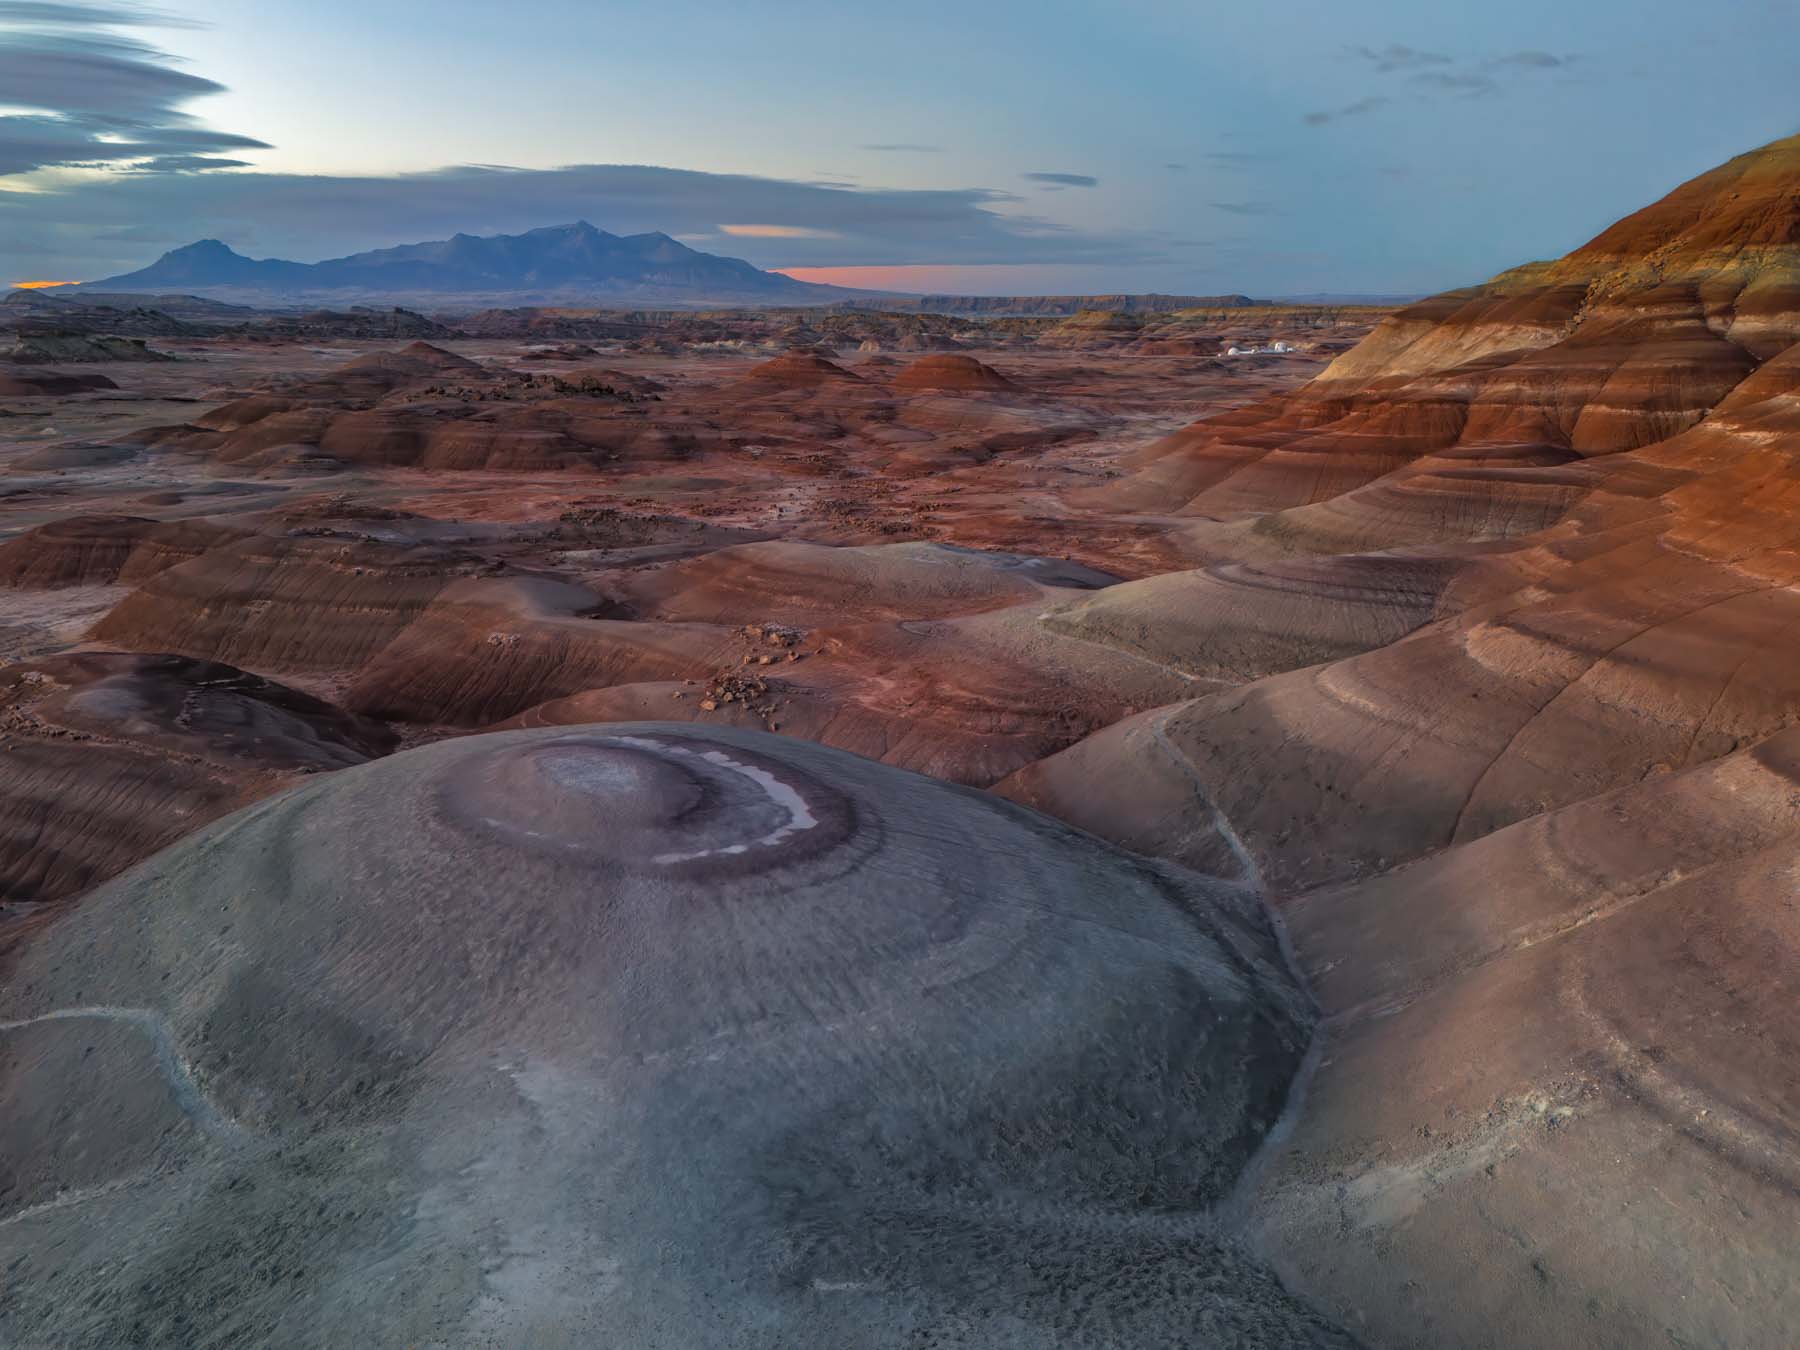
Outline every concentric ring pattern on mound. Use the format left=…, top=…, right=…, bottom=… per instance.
left=0, top=724, right=1352, bottom=1348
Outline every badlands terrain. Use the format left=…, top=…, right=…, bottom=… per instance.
left=2, top=133, right=1799, bottom=1347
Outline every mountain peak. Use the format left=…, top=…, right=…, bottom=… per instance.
left=173, top=239, right=241, bottom=257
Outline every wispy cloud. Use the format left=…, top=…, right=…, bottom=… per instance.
left=1212, top=201, right=1284, bottom=216
left=1411, top=70, right=1498, bottom=96
left=1487, top=50, right=1577, bottom=69
left=1348, top=43, right=1452, bottom=72
left=1313, top=41, right=1581, bottom=123
left=0, top=0, right=267, bottom=176
left=1023, top=171, right=1098, bottom=187
left=1303, top=95, right=1389, bottom=126
left=0, top=2, right=200, bottom=26
left=1303, top=40, right=1584, bottom=126
left=123, top=153, right=249, bottom=172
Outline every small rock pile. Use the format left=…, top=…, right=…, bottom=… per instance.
left=673, top=625, right=811, bottom=730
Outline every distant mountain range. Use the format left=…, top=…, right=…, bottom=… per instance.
left=78, top=221, right=1380, bottom=315
left=90, top=222, right=863, bottom=306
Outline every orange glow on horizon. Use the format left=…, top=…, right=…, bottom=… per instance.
left=774, top=264, right=1089, bottom=294
left=11, top=279, right=79, bottom=290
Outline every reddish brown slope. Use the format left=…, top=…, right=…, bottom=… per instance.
left=1002, top=133, right=1800, bottom=1348
left=0, top=653, right=392, bottom=921
left=0, top=516, right=248, bottom=589
left=1086, top=134, right=1800, bottom=537
left=892, top=354, right=1017, bottom=391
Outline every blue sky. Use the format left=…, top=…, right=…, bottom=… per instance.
left=4, top=0, right=1798, bottom=294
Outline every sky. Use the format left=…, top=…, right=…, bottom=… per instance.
left=3, top=0, right=1798, bottom=296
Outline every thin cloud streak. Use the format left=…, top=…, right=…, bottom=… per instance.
left=6, top=161, right=1169, bottom=278
left=0, top=1, right=267, bottom=176
left=1348, top=43, right=1452, bottom=71
left=1317, top=40, right=1584, bottom=123
left=1487, top=50, right=1578, bottom=69
left=1303, top=95, right=1389, bottom=126
left=0, top=2, right=200, bottom=26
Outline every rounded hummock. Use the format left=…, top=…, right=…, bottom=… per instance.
left=0, top=724, right=1347, bottom=1348
left=892, top=353, right=1017, bottom=391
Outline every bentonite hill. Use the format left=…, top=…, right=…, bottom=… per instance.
left=3, top=114, right=1800, bottom=1348
left=0, top=725, right=1354, bottom=1347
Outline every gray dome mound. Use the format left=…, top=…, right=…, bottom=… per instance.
left=0, top=724, right=1349, bottom=1347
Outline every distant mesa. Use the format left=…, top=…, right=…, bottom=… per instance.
left=859, top=331, right=966, bottom=353
left=0, top=368, right=117, bottom=396
left=4, top=333, right=172, bottom=365
left=290, top=307, right=456, bottom=339
left=0, top=287, right=259, bottom=344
